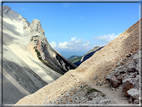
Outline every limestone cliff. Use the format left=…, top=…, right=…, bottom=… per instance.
left=28, top=19, right=77, bottom=74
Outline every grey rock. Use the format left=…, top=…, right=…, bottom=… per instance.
left=110, top=78, right=121, bottom=88
left=127, top=61, right=136, bottom=70
left=134, top=100, right=139, bottom=104
left=116, top=60, right=122, bottom=67
left=122, top=78, right=133, bottom=84
left=134, top=57, right=139, bottom=64
left=127, top=88, right=139, bottom=100
left=3, top=5, right=11, bottom=14
left=3, top=5, right=30, bottom=28
left=98, top=99, right=111, bottom=104
left=127, top=68, right=139, bottom=74
left=122, top=80, right=134, bottom=97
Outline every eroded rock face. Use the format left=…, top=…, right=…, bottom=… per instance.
left=28, top=19, right=77, bottom=74
left=3, top=5, right=30, bottom=29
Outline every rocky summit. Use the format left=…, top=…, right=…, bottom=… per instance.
left=28, top=18, right=76, bottom=74
left=15, top=14, right=141, bottom=106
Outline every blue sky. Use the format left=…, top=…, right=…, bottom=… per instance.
left=3, top=2, right=140, bottom=53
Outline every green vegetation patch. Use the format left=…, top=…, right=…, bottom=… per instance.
left=68, top=56, right=82, bottom=64
left=86, top=88, right=105, bottom=97
left=31, top=35, right=39, bottom=41
left=34, top=47, right=63, bottom=75
left=23, top=25, right=27, bottom=29
left=34, top=48, right=42, bottom=60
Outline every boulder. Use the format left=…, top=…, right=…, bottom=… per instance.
left=115, top=73, right=122, bottom=82
left=127, top=61, right=136, bottom=70
left=133, top=57, right=139, bottom=64
left=122, top=81, right=134, bottom=97
left=106, top=71, right=122, bottom=88
left=131, top=76, right=139, bottom=90
left=127, top=68, right=139, bottom=74
left=117, top=68, right=127, bottom=74
left=110, top=79, right=121, bottom=88
left=127, top=88, right=139, bottom=100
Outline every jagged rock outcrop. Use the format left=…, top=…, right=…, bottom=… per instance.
left=28, top=19, right=77, bottom=73
left=15, top=18, right=141, bottom=105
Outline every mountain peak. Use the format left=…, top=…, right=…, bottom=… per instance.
left=29, top=19, right=44, bottom=35
left=3, top=5, right=11, bottom=14
left=2, top=5, right=30, bottom=28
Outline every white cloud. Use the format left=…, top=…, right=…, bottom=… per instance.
left=93, top=33, right=121, bottom=42
left=67, top=38, right=83, bottom=47
left=58, top=42, right=68, bottom=49
left=83, top=41, right=90, bottom=46
left=57, top=37, right=91, bottom=51
left=71, top=37, right=76, bottom=41
left=50, top=41, right=57, bottom=48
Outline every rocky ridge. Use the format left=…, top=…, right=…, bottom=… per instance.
left=3, top=5, right=30, bottom=30
left=81, top=46, right=103, bottom=62
left=28, top=19, right=77, bottom=74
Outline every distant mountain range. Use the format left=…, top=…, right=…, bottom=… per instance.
left=59, top=51, right=85, bottom=59
left=67, top=55, right=82, bottom=66
left=67, top=46, right=104, bottom=66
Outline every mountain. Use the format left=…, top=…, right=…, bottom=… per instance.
left=59, top=51, right=85, bottom=59
left=15, top=17, right=141, bottom=105
left=67, top=55, right=82, bottom=66
left=80, top=46, right=103, bottom=62
left=2, top=5, right=76, bottom=104
left=67, top=46, right=103, bottom=66
left=27, top=19, right=77, bottom=73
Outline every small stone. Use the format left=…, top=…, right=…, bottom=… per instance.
left=112, top=88, right=115, bottom=91
left=116, top=89, right=119, bottom=92
left=82, top=101, right=86, bottom=103
left=134, top=100, right=139, bottom=104
left=94, top=76, right=98, bottom=81
left=128, top=97, right=133, bottom=103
